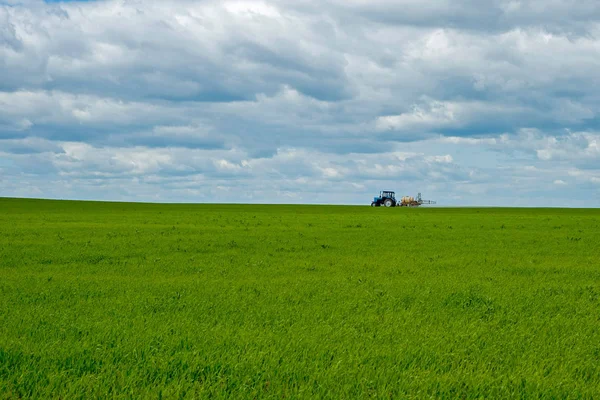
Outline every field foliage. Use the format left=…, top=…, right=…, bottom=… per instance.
left=1, top=198, right=600, bottom=398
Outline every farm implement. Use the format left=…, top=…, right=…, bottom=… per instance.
left=371, top=191, right=436, bottom=207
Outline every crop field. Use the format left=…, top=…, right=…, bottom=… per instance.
left=1, top=198, right=600, bottom=398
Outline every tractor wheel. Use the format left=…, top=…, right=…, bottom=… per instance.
left=371, top=202, right=376, bottom=207
left=384, top=199, right=393, bottom=207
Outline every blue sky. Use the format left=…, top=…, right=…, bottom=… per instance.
left=1, top=0, right=599, bottom=206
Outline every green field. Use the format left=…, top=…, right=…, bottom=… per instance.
left=1, top=198, right=600, bottom=398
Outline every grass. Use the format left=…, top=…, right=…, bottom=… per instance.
left=1, top=197, right=600, bottom=398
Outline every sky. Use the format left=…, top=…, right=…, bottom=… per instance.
left=0, top=0, right=599, bottom=206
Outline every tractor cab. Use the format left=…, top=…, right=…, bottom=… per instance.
left=381, top=191, right=395, bottom=199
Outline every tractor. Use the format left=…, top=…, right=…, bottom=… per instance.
left=371, top=190, right=397, bottom=207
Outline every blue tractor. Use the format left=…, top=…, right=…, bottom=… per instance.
left=371, top=190, right=397, bottom=207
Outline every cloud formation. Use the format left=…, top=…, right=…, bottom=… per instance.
left=0, top=0, right=599, bottom=205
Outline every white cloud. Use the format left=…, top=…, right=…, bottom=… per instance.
left=440, top=137, right=498, bottom=145
left=375, top=99, right=530, bottom=133
left=425, top=155, right=453, bottom=163
left=377, top=101, right=460, bottom=131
